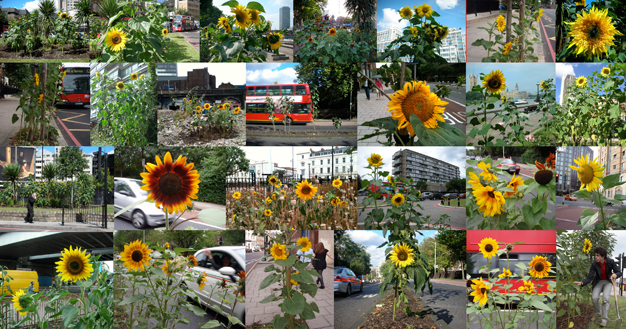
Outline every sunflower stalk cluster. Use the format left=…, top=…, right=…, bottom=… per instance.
left=187, top=98, right=241, bottom=139
left=201, top=1, right=287, bottom=62
left=260, top=234, right=322, bottom=329
left=553, top=64, right=626, bottom=146
left=359, top=153, right=452, bottom=231
left=295, top=18, right=377, bottom=62
left=228, top=175, right=357, bottom=229
left=471, top=8, right=542, bottom=62
left=378, top=4, right=449, bottom=63
left=467, top=238, right=556, bottom=329
left=466, top=155, right=556, bottom=230
left=263, top=96, right=295, bottom=133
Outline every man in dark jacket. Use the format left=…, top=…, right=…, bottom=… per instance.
left=24, top=193, right=36, bottom=223
left=578, top=246, right=622, bottom=327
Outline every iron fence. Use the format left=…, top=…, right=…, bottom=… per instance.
left=226, top=175, right=354, bottom=191
left=61, top=203, right=107, bottom=229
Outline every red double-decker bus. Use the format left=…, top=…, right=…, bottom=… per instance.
left=173, top=15, right=194, bottom=31
left=467, top=230, right=556, bottom=295
left=245, top=84, right=313, bottom=124
left=59, top=66, right=90, bottom=108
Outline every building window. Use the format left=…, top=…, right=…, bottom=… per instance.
left=327, top=168, right=330, bottom=173
left=312, top=160, right=315, bottom=165
left=335, top=167, right=338, bottom=173
left=614, top=154, right=617, bottom=159
left=327, top=159, right=330, bottom=164
left=335, top=158, right=338, bottom=164
left=342, top=166, right=346, bottom=172
left=312, top=168, right=315, bottom=174
left=343, top=157, right=346, bottom=163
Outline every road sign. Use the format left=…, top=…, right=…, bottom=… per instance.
left=439, top=188, right=441, bottom=192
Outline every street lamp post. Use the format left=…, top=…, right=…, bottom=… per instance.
left=535, top=82, right=540, bottom=102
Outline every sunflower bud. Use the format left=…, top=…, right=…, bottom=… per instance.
left=535, top=170, right=553, bottom=186
left=506, top=244, right=514, bottom=252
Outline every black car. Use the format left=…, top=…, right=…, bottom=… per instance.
left=431, top=192, right=444, bottom=200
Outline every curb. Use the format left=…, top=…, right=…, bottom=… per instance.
left=182, top=34, right=199, bottom=52
left=247, top=256, right=264, bottom=277
left=51, top=109, right=75, bottom=146
left=433, top=203, right=465, bottom=210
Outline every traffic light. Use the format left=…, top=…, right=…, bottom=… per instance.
left=556, top=173, right=559, bottom=183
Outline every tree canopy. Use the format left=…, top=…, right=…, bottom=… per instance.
left=334, top=231, right=372, bottom=278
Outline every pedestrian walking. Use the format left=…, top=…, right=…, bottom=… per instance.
left=297, top=247, right=314, bottom=270
left=312, top=242, right=334, bottom=289
left=375, top=78, right=383, bottom=100
left=24, top=192, right=36, bottom=223
left=364, top=78, right=370, bottom=100
left=577, top=246, right=623, bottom=327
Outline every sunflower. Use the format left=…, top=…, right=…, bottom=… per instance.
left=496, top=15, right=506, bottom=32
left=504, top=174, right=525, bottom=198
left=162, top=260, right=170, bottom=275
left=576, top=0, right=586, bottom=6
left=387, top=80, right=448, bottom=134
left=268, top=175, right=279, bottom=186
left=328, top=28, right=337, bottom=37
left=399, top=6, right=413, bottom=18
left=165, top=242, right=170, bottom=249
left=116, top=81, right=125, bottom=90
left=478, top=237, right=499, bottom=259
left=140, top=152, right=201, bottom=214
left=308, top=37, right=313, bottom=42
left=477, top=162, right=497, bottom=182
left=104, top=27, right=128, bottom=52
left=247, top=9, right=261, bottom=24
left=55, top=246, right=94, bottom=282
left=296, top=237, right=312, bottom=252
left=416, top=3, right=433, bottom=18
left=409, top=26, right=418, bottom=37
left=528, top=255, right=551, bottom=279
left=198, top=272, right=209, bottom=290
left=12, top=289, right=29, bottom=316
left=518, top=280, right=535, bottom=294
left=162, top=28, right=168, bottom=36
left=204, top=103, right=211, bottom=110
left=536, top=8, right=544, bottom=22
left=601, top=67, right=610, bottom=76
left=567, top=6, right=624, bottom=59
left=473, top=185, right=505, bottom=217
left=130, top=72, right=138, bottom=80
left=264, top=209, right=272, bottom=216
left=576, top=76, right=587, bottom=87
left=234, top=107, right=241, bottom=114
left=389, top=243, right=414, bottom=268
left=96, top=72, right=100, bottom=79
left=267, top=32, right=284, bottom=50
left=271, top=193, right=277, bottom=200
left=231, top=5, right=250, bottom=28
left=34, top=73, right=39, bottom=86
left=232, top=191, right=241, bottom=199
left=290, top=272, right=299, bottom=286
left=295, top=179, right=318, bottom=200
left=265, top=197, right=272, bottom=204
left=391, top=193, right=405, bottom=206
left=188, top=255, right=198, bottom=266
left=253, top=191, right=258, bottom=197
left=38, top=94, right=44, bottom=104
left=340, top=200, right=348, bottom=207
left=503, top=42, right=512, bottom=55
left=120, top=240, right=153, bottom=271
left=332, top=178, right=342, bottom=188
left=218, top=17, right=233, bottom=34
left=568, top=154, right=604, bottom=192
left=546, top=153, right=555, bottom=169
left=470, top=278, right=490, bottom=306
left=583, top=238, right=592, bottom=253
left=540, top=80, right=549, bottom=90
left=331, top=197, right=340, bottom=206
left=498, top=268, right=512, bottom=278
left=468, top=172, right=484, bottom=189
left=482, top=70, right=507, bottom=94
left=270, top=242, right=288, bottom=260
left=60, top=12, right=68, bottom=19
left=367, top=153, right=383, bottom=167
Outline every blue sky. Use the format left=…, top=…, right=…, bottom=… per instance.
left=216, top=0, right=293, bottom=29
left=555, top=63, right=625, bottom=104
left=3, top=0, right=40, bottom=12
left=36, top=147, right=114, bottom=156
left=246, top=63, right=298, bottom=85
left=347, top=230, right=438, bottom=268
left=466, top=63, right=556, bottom=94
left=377, top=0, right=465, bottom=32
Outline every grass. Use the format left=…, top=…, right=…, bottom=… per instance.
left=163, top=33, right=199, bottom=62
left=0, top=58, right=90, bottom=63
left=588, top=295, right=626, bottom=329
left=0, top=205, right=115, bottom=213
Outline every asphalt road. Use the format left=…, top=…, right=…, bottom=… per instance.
left=247, top=123, right=357, bottom=133
left=245, top=251, right=264, bottom=271
left=178, top=30, right=199, bottom=51
left=357, top=197, right=466, bottom=229
left=114, top=217, right=220, bottom=231
left=246, top=135, right=357, bottom=146
left=417, top=281, right=466, bottom=329
left=540, top=9, right=556, bottom=62
left=334, top=282, right=379, bottom=329
left=55, top=105, right=91, bottom=146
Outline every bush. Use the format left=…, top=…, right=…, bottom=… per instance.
left=197, top=171, right=226, bottom=205
left=521, top=148, right=541, bottom=164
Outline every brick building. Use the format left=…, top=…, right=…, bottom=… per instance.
left=157, top=67, right=217, bottom=91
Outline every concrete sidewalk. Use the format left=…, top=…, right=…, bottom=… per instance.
left=0, top=221, right=113, bottom=232
left=357, top=86, right=395, bottom=146
left=246, top=262, right=334, bottom=328
left=430, top=279, right=468, bottom=287
left=467, top=11, right=545, bottom=63
left=0, top=96, right=68, bottom=146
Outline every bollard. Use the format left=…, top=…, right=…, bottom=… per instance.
left=440, top=197, right=444, bottom=205
left=447, top=197, right=450, bottom=206
left=458, top=197, right=460, bottom=207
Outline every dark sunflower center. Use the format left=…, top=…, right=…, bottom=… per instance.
left=131, top=250, right=143, bottom=263
left=603, top=69, right=609, bottom=74
left=488, top=191, right=495, bottom=198
left=398, top=251, right=408, bottom=261
left=236, top=12, right=246, bottom=23
left=578, top=78, right=584, bottom=84
left=112, top=36, right=121, bottom=44
left=488, top=79, right=501, bottom=89
left=68, top=259, right=83, bottom=274
left=269, top=34, right=280, bottom=43
left=535, top=169, right=554, bottom=186
left=395, top=197, right=402, bottom=203
left=485, top=244, right=494, bottom=252
left=423, top=8, right=428, bottom=13
left=481, top=287, right=487, bottom=295
left=587, top=25, right=600, bottom=40
left=402, top=91, right=434, bottom=123
left=534, top=262, right=545, bottom=272
left=302, top=186, right=311, bottom=195
left=275, top=248, right=282, bottom=256
left=159, top=172, right=182, bottom=196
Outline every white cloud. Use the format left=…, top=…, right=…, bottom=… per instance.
left=246, top=67, right=297, bottom=85
left=348, top=231, right=386, bottom=247
left=366, top=245, right=386, bottom=268
left=23, top=0, right=41, bottom=12
left=437, top=0, right=459, bottom=10
left=378, top=8, right=408, bottom=30
left=555, top=63, right=575, bottom=78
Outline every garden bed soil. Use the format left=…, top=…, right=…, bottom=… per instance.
left=0, top=44, right=90, bottom=60
left=158, top=110, right=246, bottom=146
left=556, top=302, right=595, bottom=329
left=10, top=127, right=59, bottom=146
left=360, top=287, right=439, bottom=329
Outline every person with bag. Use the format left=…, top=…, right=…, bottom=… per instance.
left=312, top=242, right=333, bottom=289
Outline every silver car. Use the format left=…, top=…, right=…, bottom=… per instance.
left=114, top=177, right=174, bottom=229
left=334, top=267, right=363, bottom=296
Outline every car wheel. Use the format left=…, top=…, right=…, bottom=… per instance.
left=346, top=284, right=352, bottom=296
left=131, top=210, right=147, bottom=229
left=360, top=283, right=363, bottom=292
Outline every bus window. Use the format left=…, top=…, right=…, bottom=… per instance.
left=293, top=103, right=310, bottom=113
left=246, top=87, right=254, bottom=96
left=63, top=74, right=90, bottom=94
left=246, top=103, right=267, bottom=113
left=268, top=86, right=280, bottom=96
left=255, top=86, right=267, bottom=96
left=281, top=86, right=294, bottom=95
left=296, top=86, right=307, bottom=95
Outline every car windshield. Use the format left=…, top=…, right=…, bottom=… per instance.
left=334, top=268, right=343, bottom=274
left=234, top=248, right=245, bottom=259
left=501, top=159, right=515, bottom=164
left=129, top=179, right=149, bottom=196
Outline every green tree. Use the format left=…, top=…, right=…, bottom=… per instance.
left=334, top=230, right=372, bottom=277
left=0, top=12, right=8, bottom=27
left=113, top=230, right=145, bottom=253
left=420, top=237, right=454, bottom=275
left=445, top=178, right=466, bottom=193
left=4, top=64, right=32, bottom=89
left=221, top=230, right=245, bottom=246
left=200, top=146, right=249, bottom=177
left=295, top=63, right=359, bottom=118
left=56, top=146, right=88, bottom=207
left=37, top=0, right=56, bottom=40
left=344, top=0, right=375, bottom=32
left=294, top=0, right=327, bottom=23
left=42, top=162, right=57, bottom=183
left=376, top=63, right=413, bottom=92
left=200, top=0, right=225, bottom=27
left=435, top=230, right=467, bottom=279
left=75, top=0, right=92, bottom=34
left=162, top=231, right=206, bottom=249
left=3, top=163, right=22, bottom=201
left=414, top=180, right=427, bottom=191
left=95, top=0, right=124, bottom=26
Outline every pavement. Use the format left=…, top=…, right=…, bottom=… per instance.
left=467, top=11, right=546, bottom=63
left=0, top=96, right=68, bottom=146
left=358, top=84, right=465, bottom=146
left=418, top=279, right=467, bottom=329
left=0, top=221, right=112, bottom=232
left=259, top=43, right=294, bottom=62
left=357, top=197, right=466, bottom=229
left=246, top=250, right=264, bottom=271
left=555, top=200, right=621, bottom=230
left=246, top=262, right=334, bottom=329
left=179, top=30, right=200, bottom=52
left=539, top=9, right=556, bottom=62
left=54, top=105, right=91, bottom=146
left=334, top=282, right=380, bottom=329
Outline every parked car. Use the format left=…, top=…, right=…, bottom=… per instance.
left=565, top=194, right=577, bottom=201
left=246, top=248, right=252, bottom=253
left=180, top=247, right=245, bottom=324
left=496, top=158, right=521, bottom=175
left=431, top=192, right=444, bottom=200
left=443, top=193, right=457, bottom=199
left=253, top=247, right=260, bottom=252
left=458, top=193, right=466, bottom=199
left=334, top=267, right=362, bottom=296
left=114, top=178, right=175, bottom=229
left=421, top=192, right=434, bottom=200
